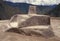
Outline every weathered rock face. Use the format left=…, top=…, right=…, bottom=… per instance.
left=9, top=14, right=50, bottom=28
left=19, top=16, right=50, bottom=27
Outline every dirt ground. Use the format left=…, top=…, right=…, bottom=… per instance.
left=0, top=17, right=60, bottom=41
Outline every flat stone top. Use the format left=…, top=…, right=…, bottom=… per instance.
left=17, top=14, right=50, bottom=17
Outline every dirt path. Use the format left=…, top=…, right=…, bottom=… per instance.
left=51, top=17, right=60, bottom=38
left=0, top=32, right=60, bottom=41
